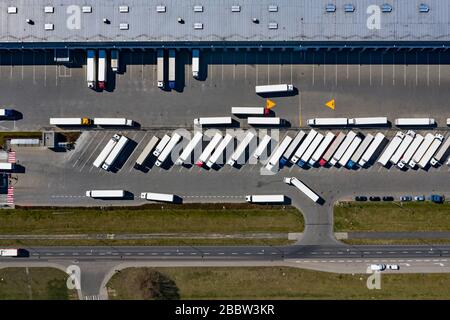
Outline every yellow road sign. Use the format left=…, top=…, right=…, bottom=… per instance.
left=325, top=99, right=335, bottom=110
left=266, top=99, right=276, bottom=109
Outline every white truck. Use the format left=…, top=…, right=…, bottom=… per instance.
left=86, top=190, right=125, bottom=198
left=397, top=134, right=424, bottom=169
left=252, top=135, right=272, bottom=160
left=111, top=50, right=119, bottom=72
left=153, top=135, right=171, bottom=157
left=329, top=131, right=357, bottom=166
left=231, top=107, right=267, bottom=116
left=280, top=131, right=305, bottom=166
left=93, top=134, right=121, bottom=168
left=339, top=135, right=362, bottom=167
left=0, top=249, right=18, bottom=257
left=309, top=132, right=335, bottom=166
left=348, top=117, right=388, bottom=126
left=194, top=117, right=232, bottom=126
left=430, top=136, right=450, bottom=166
left=390, top=130, right=415, bottom=165
left=0, top=163, right=13, bottom=171
left=98, top=49, right=107, bottom=90
left=247, top=117, right=283, bottom=126
left=50, top=118, right=92, bottom=126
left=409, top=133, right=435, bottom=168
left=255, top=84, right=294, bottom=94
left=284, top=177, right=320, bottom=203
left=175, top=132, right=203, bottom=165
left=206, top=134, right=233, bottom=168
left=93, top=118, right=134, bottom=126
left=157, top=49, right=164, bottom=88
left=197, top=132, right=223, bottom=167
left=0, top=109, right=14, bottom=118
left=291, top=129, right=318, bottom=164
left=265, top=135, right=293, bottom=171
left=141, top=192, right=175, bottom=203
left=307, top=118, right=348, bottom=126
left=298, top=133, right=324, bottom=167
left=102, top=135, right=129, bottom=171
left=418, top=134, right=444, bottom=169
left=395, top=118, right=435, bottom=126
left=228, top=131, right=255, bottom=167
left=245, top=195, right=285, bottom=203
left=347, top=133, right=373, bottom=169
left=86, top=49, right=96, bottom=88
left=135, top=136, right=159, bottom=168
left=155, top=133, right=182, bottom=167
left=377, top=131, right=405, bottom=167
left=319, top=132, right=345, bottom=166
left=168, top=49, right=176, bottom=89
left=192, top=49, right=200, bottom=78
left=358, top=132, right=385, bottom=167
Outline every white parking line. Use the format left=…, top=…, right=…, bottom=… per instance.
left=72, top=132, right=99, bottom=168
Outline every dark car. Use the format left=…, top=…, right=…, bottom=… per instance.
left=400, top=196, right=413, bottom=202
left=382, top=196, right=394, bottom=201
left=355, top=196, right=368, bottom=201
left=369, top=196, right=381, bottom=201
left=429, top=194, right=445, bottom=204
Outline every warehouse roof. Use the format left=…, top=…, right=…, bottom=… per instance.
left=0, top=0, right=449, bottom=44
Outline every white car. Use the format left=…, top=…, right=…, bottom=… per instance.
left=387, top=264, right=400, bottom=270
left=370, top=264, right=386, bottom=271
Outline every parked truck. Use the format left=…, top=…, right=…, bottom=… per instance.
left=206, top=134, right=233, bottom=168
left=168, top=49, right=176, bottom=89
left=111, top=50, right=119, bottom=72
left=298, top=133, right=324, bottom=167
left=93, top=134, right=121, bottom=168
left=175, top=132, right=203, bottom=165
left=0, top=249, right=18, bottom=257
left=397, top=134, right=424, bottom=169
left=197, top=132, right=223, bottom=167
left=347, top=133, right=373, bottom=168
left=329, top=131, right=357, bottom=166
left=307, top=118, right=348, bottom=126
left=245, top=195, right=285, bottom=203
left=395, top=118, right=435, bottom=126
left=252, top=135, right=272, bottom=160
left=192, top=49, right=200, bottom=78
left=348, top=117, right=388, bottom=126
left=309, top=132, right=335, bottom=166
left=418, top=134, right=444, bottom=169
left=93, top=118, right=133, bottom=126
left=409, top=133, right=435, bottom=168
left=86, top=49, right=96, bottom=88
left=102, top=135, right=129, bottom=171
left=157, top=49, right=164, bottom=88
left=339, top=135, right=362, bottom=167
left=280, top=131, right=305, bottom=166
left=231, top=107, right=267, bottom=116
left=86, top=190, right=125, bottom=198
left=98, top=50, right=107, bottom=90
left=153, top=135, right=171, bottom=157
left=390, top=130, right=415, bottom=165
left=155, top=133, right=182, bottom=167
left=291, top=129, right=318, bottom=164
left=194, top=117, right=232, bottom=126
left=247, top=117, right=283, bottom=126
left=228, top=131, right=255, bottom=167
left=284, top=177, right=320, bottom=203
left=50, top=118, right=92, bottom=126
left=135, top=136, right=159, bottom=168
left=255, top=84, right=294, bottom=94
left=265, top=135, right=293, bottom=171
left=358, top=132, right=385, bottom=167
left=319, top=132, right=345, bottom=166
left=377, top=131, right=405, bottom=167
left=141, top=192, right=175, bottom=203
left=430, top=135, right=450, bottom=166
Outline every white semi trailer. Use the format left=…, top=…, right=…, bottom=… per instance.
left=307, top=118, right=348, bottom=126
left=93, top=118, right=133, bottom=126
left=265, top=135, right=293, bottom=171
left=86, top=190, right=125, bottom=198
left=358, top=132, right=385, bottom=167
left=395, top=118, right=435, bottom=126
left=329, top=131, right=357, bottom=166
left=206, top=134, right=234, bottom=168
left=153, top=135, right=171, bottom=157
left=417, top=134, right=444, bottom=169
left=175, top=132, right=203, bottom=165
left=390, top=130, right=415, bottom=165
left=197, top=132, right=223, bottom=167
left=194, top=117, right=232, bottom=126
left=141, top=192, right=175, bottom=203
left=255, top=84, right=294, bottom=94
left=228, top=132, right=255, bottom=167
left=347, top=133, right=374, bottom=168
left=284, top=177, right=320, bottom=203
left=309, top=132, right=335, bottom=166
left=98, top=49, right=107, bottom=90
left=348, top=117, right=388, bottom=126
left=155, top=133, right=182, bottom=167
left=291, top=129, right=318, bottom=164
left=192, top=49, right=200, bottom=78
left=102, top=135, right=129, bottom=171
left=86, top=49, right=96, bottom=88
left=252, top=135, right=272, bottom=160
left=135, top=136, right=159, bottom=168
left=409, top=133, right=435, bottom=168
left=430, top=136, right=450, bottom=166
left=245, top=195, right=285, bottom=203
left=397, top=134, right=424, bottom=169
left=298, top=133, right=324, bottom=167
left=377, top=131, right=405, bottom=167
left=93, top=134, right=121, bottom=168
left=157, top=49, right=164, bottom=88
left=339, top=135, right=362, bottom=167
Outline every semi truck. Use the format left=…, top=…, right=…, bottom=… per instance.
left=253, top=135, right=272, bottom=160
left=377, top=131, right=405, bottom=167
left=192, top=49, right=200, bottom=78
left=307, top=118, right=348, bottom=126
left=86, top=190, right=125, bottom=198
left=418, top=134, right=444, bottom=169
left=397, top=134, right=424, bottom=169
left=175, top=132, right=203, bottom=165
left=255, top=84, right=294, bottom=94
left=389, top=130, right=415, bottom=165
left=319, top=132, right=346, bottom=166
left=309, top=132, right=335, bottom=166
left=409, top=133, right=435, bottom=168
left=111, top=50, right=119, bottom=72
left=298, top=133, right=324, bottom=167
left=279, top=131, right=305, bottom=166
left=93, top=118, right=133, bottom=126
left=197, top=132, right=223, bottom=167
left=168, top=49, right=176, bottom=89
left=245, top=195, right=285, bottom=203
left=231, top=107, right=267, bottom=116
left=102, top=135, right=129, bottom=171
left=98, top=49, right=107, bottom=90
left=329, top=131, right=357, bottom=166
left=157, top=49, right=164, bottom=88
left=228, top=131, right=255, bottom=167
left=348, top=117, right=388, bottom=126
left=194, top=117, right=232, bottom=126
left=430, top=136, right=450, bottom=166
left=155, top=133, right=182, bottom=167
left=93, top=134, right=121, bottom=168
left=50, top=118, right=92, bottom=126
left=265, top=135, right=293, bottom=171
left=247, top=117, right=283, bottom=126
left=153, top=135, right=171, bottom=157
left=284, top=177, right=320, bottom=203
left=86, top=49, right=96, bottom=88
left=291, top=129, right=318, bottom=164
left=395, top=118, right=435, bottom=126
left=358, top=132, right=385, bottom=167
left=141, top=192, right=175, bottom=203
left=206, top=134, right=233, bottom=168
left=0, top=249, right=18, bottom=257
left=135, top=136, right=159, bottom=168
left=347, top=133, right=373, bottom=169
left=339, top=135, right=362, bottom=167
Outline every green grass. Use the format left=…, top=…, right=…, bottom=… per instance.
left=0, top=204, right=304, bottom=234
left=343, top=239, right=450, bottom=245
left=107, top=267, right=450, bottom=300
left=0, top=268, right=77, bottom=300
left=0, top=132, right=41, bottom=147
left=334, top=202, right=450, bottom=232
